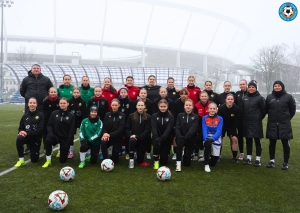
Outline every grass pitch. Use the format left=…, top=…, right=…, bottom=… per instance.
left=0, top=104, right=300, bottom=213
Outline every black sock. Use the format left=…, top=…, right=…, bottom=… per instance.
left=232, top=151, right=237, bottom=159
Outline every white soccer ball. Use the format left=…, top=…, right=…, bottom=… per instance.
left=156, top=166, right=171, bottom=181
left=48, top=190, right=69, bottom=211
left=283, top=6, right=294, bottom=18
left=101, top=159, right=114, bottom=172
left=59, top=166, right=75, bottom=181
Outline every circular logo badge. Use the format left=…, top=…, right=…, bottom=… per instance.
left=279, top=2, right=298, bottom=21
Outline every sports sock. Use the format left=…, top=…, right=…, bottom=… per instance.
left=69, top=146, right=74, bottom=154
left=57, top=144, right=60, bottom=152
left=232, top=151, right=237, bottom=159
left=153, top=154, right=159, bottom=161
left=247, top=155, right=252, bottom=161
left=270, top=159, right=275, bottom=163
left=256, top=156, right=261, bottom=161
left=176, top=161, right=181, bottom=166
left=19, top=157, right=24, bottom=161
left=80, top=152, right=86, bottom=162
left=46, top=155, right=52, bottom=161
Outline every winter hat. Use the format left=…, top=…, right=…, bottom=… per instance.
left=119, top=87, right=128, bottom=93
left=273, top=80, right=285, bottom=90
left=248, top=80, right=257, bottom=90
left=90, top=105, right=98, bottom=112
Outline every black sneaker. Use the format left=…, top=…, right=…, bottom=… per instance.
left=23, top=148, right=30, bottom=155
left=267, top=161, right=275, bottom=168
left=254, top=160, right=261, bottom=167
left=232, top=158, right=238, bottom=164
left=281, top=163, right=289, bottom=170
left=243, top=159, right=252, bottom=165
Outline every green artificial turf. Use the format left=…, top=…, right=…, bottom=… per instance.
left=0, top=104, right=300, bottom=212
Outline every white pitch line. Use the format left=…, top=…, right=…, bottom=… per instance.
left=0, top=138, right=79, bottom=177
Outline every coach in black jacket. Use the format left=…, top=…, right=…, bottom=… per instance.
left=20, top=64, right=53, bottom=113
left=265, top=81, right=296, bottom=170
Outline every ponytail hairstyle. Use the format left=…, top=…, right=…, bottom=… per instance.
left=133, top=99, right=147, bottom=121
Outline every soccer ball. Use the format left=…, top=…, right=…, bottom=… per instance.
left=156, top=166, right=171, bottom=181
left=282, top=6, right=294, bottom=18
left=59, top=166, right=75, bottom=181
left=101, top=159, right=114, bottom=172
left=48, top=190, right=69, bottom=211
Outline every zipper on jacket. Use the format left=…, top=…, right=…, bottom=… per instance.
left=187, top=114, right=189, bottom=123
left=162, top=116, right=163, bottom=125
left=139, top=114, right=141, bottom=124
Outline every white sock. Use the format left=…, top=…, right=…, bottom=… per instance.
left=69, top=145, right=74, bottom=154
left=80, top=152, right=86, bottom=162
left=154, top=160, right=159, bottom=163
left=247, top=155, right=252, bottom=161
left=19, top=157, right=24, bottom=161
left=256, top=156, right=261, bottom=161
left=87, top=149, right=91, bottom=155
left=176, top=161, right=181, bottom=166
left=270, top=159, right=275, bottom=163
left=46, top=155, right=52, bottom=161
left=130, top=159, right=134, bottom=163
left=57, top=144, right=60, bottom=152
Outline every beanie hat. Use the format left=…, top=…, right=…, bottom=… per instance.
left=248, top=80, right=257, bottom=90
left=119, top=87, right=128, bottom=93
left=273, top=80, right=285, bottom=90
left=90, top=105, right=98, bottom=112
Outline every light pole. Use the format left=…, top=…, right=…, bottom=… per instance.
left=0, top=0, right=13, bottom=102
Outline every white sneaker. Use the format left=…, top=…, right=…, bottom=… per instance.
left=129, top=161, right=134, bottom=169
left=176, top=165, right=181, bottom=172
left=205, top=165, right=211, bottom=172
left=172, top=154, right=176, bottom=160
left=199, top=150, right=204, bottom=158
left=238, top=153, right=244, bottom=161
left=146, top=153, right=151, bottom=160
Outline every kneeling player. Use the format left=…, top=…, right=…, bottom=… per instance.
left=42, top=98, right=75, bottom=168
left=78, top=105, right=103, bottom=168
left=14, top=97, right=44, bottom=167
left=202, top=102, right=223, bottom=172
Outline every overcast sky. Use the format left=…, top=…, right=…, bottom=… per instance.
left=2, top=0, right=300, bottom=64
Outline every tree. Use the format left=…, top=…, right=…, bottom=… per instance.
left=14, top=46, right=36, bottom=64
left=251, top=44, right=287, bottom=94
left=286, top=43, right=300, bottom=93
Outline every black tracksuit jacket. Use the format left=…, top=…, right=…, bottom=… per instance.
left=102, top=111, right=126, bottom=140
left=175, top=112, right=199, bottom=140
left=151, top=111, right=174, bottom=141
left=87, top=97, right=109, bottom=121
left=18, top=110, right=44, bottom=140
left=125, top=112, right=151, bottom=140
left=69, top=96, right=87, bottom=128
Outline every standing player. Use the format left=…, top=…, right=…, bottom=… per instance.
left=203, top=81, right=218, bottom=104
left=153, top=86, right=174, bottom=114
left=79, top=76, right=94, bottom=106
left=142, top=75, right=161, bottom=102
left=42, top=98, right=75, bottom=168
left=235, top=79, right=247, bottom=161
left=78, top=105, right=103, bottom=168
left=123, top=76, right=140, bottom=101
left=42, top=87, right=60, bottom=153
left=14, top=97, right=44, bottom=167
left=126, top=100, right=151, bottom=168
left=175, top=99, right=199, bottom=172
left=217, top=94, right=241, bottom=163
left=166, top=77, right=180, bottom=103
left=68, top=87, right=87, bottom=158
left=101, top=99, right=126, bottom=164
left=202, top=103, right=223, bottom=172
left=185, top=76, right=201, bottom=105
left=172, top=88, right=189, bottom=160
left=265, top=81, right=296, bottom=170
left=242, top=80, right=266, bottom=167
left=151, top=99, right=174, bottom=169
left=57, top=75, right=74, bottom=100
left=217, top=81, right=236, bottom=106
left=102, top=77, right=118, bottom=110
left=87, top=86, right=109, bottom=121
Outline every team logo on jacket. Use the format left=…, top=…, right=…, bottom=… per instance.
left=126, top=104, right=129, bottom=108
left=157, top=117, right=159, bottom=120
left=165, top=118, right=169, bottom=122
left=122, top=109, right=125, bottom=112
left=231, top=114, right=234, bottom=117
left=119, top=116, right=123, bottom=119
left=66, top=117, right=69, bottom=120
left=79, top=103, right=82, bottom=106
left=173, top=92, right=176, bottom=95
left=191, top=116, right=195, bottom=120
left=211, top=94, right=214, bottom=97
left=102, top=101, right=104, bottom=105
left=71, top=110, right=75, bottom=114
left=26, top=125, right=30, bottom=129
left=35, top=116, right=39, bottom=120
left=194, top=92, right=196, bottom=94
left=133, top=92, right=135, bottom=95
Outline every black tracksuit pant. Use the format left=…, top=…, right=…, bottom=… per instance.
left=176, top=138, right=193, bottom=166
left=128, top=138, right=145, bottom=164
left=269, top=139, right=290, bottom=163
left=45, top=134, right=69, bottom=163
left=16, top=135, right=41, bottom=162
left=80, top=139, right=100, bottom=164
left=237, top=120, right=244, bottom=153
left=246, top=138, right=262, bottom=157
left=153, top=138, right=171, bottom=166
left=101, top=137, right=122, bottom=163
